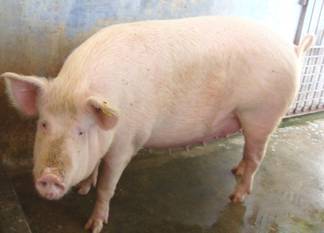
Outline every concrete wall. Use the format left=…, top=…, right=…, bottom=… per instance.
left=0, top=0, right=302, bottom=169
left=0, top=0, right=302, bottom=76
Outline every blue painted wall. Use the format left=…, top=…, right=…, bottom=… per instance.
left=0, top=0, right=302, bottom=76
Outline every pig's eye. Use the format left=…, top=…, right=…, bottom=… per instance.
left=78, top=131, right=84, bottom=136
left=40, top=121, right=47, bottom=130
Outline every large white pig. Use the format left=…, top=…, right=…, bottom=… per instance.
left=1, top=16, right=314, bottom=233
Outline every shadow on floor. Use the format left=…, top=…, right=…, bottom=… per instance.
left=5, top=115, right=324, bottom=233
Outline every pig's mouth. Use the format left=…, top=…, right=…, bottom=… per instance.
left=35, top=172, right=67, bottom=200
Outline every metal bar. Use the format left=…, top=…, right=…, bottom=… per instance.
left=288, top=0, right=324, bottom=115
left=286, top=107, right=324, bottom=118
left=306, top=0, right=317, bottom=33
left=303, top=64, right=324, bottom=68
left=303, top=54, right=324, bottom=58
left=314, top=0, right=324, bottom=34
left=294, top=0, right=310, bottom=44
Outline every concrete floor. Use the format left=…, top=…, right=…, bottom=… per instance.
left=5, top=113, right=324, bottom=233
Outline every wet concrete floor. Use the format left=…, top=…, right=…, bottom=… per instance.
left=7, top=114, right=324, bottom=233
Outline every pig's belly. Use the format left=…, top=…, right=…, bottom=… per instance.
left=145, top=114, right=241, bottom=149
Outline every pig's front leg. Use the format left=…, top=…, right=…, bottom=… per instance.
left=77, top=163, right=100, bottom=195
left=85, top=145, right=134, bottom=233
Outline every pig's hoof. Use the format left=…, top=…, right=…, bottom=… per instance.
left=78, top=184, right=91, bottom=195
left=85, top=217, right=106, bottom=233
left=85, top=206, right=108, bottom=233
left=229, top=192, right=245, bottom=203
left=229, top=188, right=250, bottom=203
left=231, top=162, right=245, bottom=176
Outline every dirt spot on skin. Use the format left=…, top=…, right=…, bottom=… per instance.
left=46, top=136, right=70, bottom=178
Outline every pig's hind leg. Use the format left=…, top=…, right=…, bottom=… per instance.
left=77, top=163, right=99, bottom=195
left=229, top=109, right=284, bottom=203
left=231, top=160, right=245, bottom=176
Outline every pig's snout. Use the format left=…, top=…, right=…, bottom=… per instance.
left=36, top=172, right=65, bottom=200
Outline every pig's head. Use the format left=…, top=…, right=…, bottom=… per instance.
left=1, top=72, right=119, bottom=200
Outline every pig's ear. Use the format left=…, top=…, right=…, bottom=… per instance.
left=86, top=96, right=119, bottom=130
left=1, top=72, right=47, bottom=116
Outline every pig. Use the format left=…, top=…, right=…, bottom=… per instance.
left=1, top=16, right=314, bottom=233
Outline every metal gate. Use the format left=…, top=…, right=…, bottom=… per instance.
left=288, top=0, right=324, bottom=116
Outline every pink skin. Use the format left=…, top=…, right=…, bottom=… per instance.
left=30, top=109, right=110, bottom=202
left=1, top=17, right=314, bottom=233
left=77, top=164, right=99, bottom=195
left=35, top=168, right=65, bottom=200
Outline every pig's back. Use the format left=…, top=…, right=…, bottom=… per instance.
left=61, top=17, right=300, bottom=148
